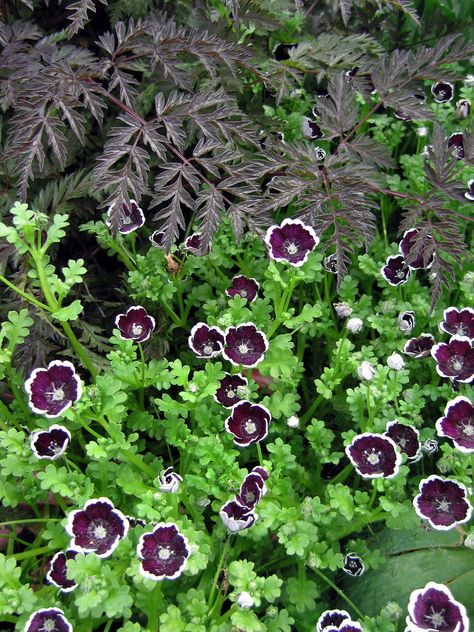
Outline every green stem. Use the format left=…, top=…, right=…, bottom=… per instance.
left=365, top=383, right=373, bottom=430
left=62, top=321, right=97, bottom=378
left=5, top=366, right=31, bottom=419
left=312, top=567, right=364, bottom=619
left=0, top=274, right=52, bottom=312
left=0, top=518, right=62, bottom=528
left=160, top=298, right=183, bottom=326
left=9, top=545, right=56, bottom=561
left=256, top=442, right=264, bottom=467
left=138, top=343, right=145, bottom=408
left=300, top=394, right=324, bottom=424
left=368, top=480, right=378, bottom=510
left=147, top=582, right=161, bottom=632
left=53, top=494, right=69, bottom=514
left=0, top=399, right=13, bottom=429
left=330, top=463, right=353, bottom=486
left=207, top=537, right=232, bottom=608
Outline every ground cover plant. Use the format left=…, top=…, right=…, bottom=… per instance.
left=0, top=0, right=473, bottom=630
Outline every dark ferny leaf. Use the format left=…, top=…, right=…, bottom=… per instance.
left=314, top=72, right=358, bottom=138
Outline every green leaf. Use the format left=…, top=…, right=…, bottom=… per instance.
left=43, top=213, right=69, bottom=251
left=52, top=299, right=83, bottom=321
left=285, top=576, right=319, bottom=612
left=284, top=303, right=322, bottom=329
left=262, top=574, right=283, bottom=602
left=231, top=609, right=266, bottom=632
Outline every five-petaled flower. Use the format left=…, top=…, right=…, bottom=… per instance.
left=384, top=420, right=421, bottom=459
left=381, top=255, right=411, bottom=286
left=236, top=471, right=268, bottom=510
left=30, top=425, right=71, bottom=460
left=431, top=81, right=454, bottom=103
left=188, top=322, right=225, bottom=359
left=24, top=608, right=73, bottom=632
left=398, top=228, right=434, bottom=270
left=149, top=230, right=166, bottom=248
left=439, top=307, right=474, bottom=340
left=46, top=550, right=77, bottom=593
left=225, top=401, right=271, bottom=447
left=115, top=305, right=155, bottom=343
left=226, top=276, right=260, bottom=303
left=137, top=522, right=190, bottom=581
left=158, top=467, right=183, bottom=493
left=413, top=475, right=472, bottom=530
left=25, top=360, right=82, bottom=418
left=431, top=335, right=474, bottom=383
left=215, top=373, right=248, bottom=408
left=264, top=218, right=319, bottom=267
left=222, top=323, right=268, bottom=368
left=346, top=433, right=401, bottom=479
left=219, top=499, right=257, bottom=532
left=316, top=609, right=351, bottom=631
left=302, top=117, right=323, bottom=139
left=406, top=582, right=470, bottom=632
left=342, top=552, right=365, bottom=577
left=436, top=396, right=474, bottom=454
left=106, top=200, right=145, bottom=234
left=403, top=333, right=435, bottom=358
left=66, top=497, right=129, bottom=558
left=184, top=232, right=209, bottom=255
left=448, top=132, right=464, bottom=159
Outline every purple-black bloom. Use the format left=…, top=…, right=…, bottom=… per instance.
left=399, top=228, right=434, bottom=270
left=137, top=522, right=190, bottom=580
left=219, top=500, right=257, bottom=532
left=66, top=497, right=129, bottom=558
left=465, top=179, right=474, bottom=201
left=226, top=276, right=260, bottom=303
left=158, top=467, right=183, bottom=493
left=431, top=335, right=474, bottom=383
left=252, top=465, right=269, bottom=481
left=407, top=581, right=470, bottom=632
left=439, top=307, right=474, bottom=340
left=316, top=609, right=351, bottom=631
left=30, top=425, right=71, bottom=460
left=342, top=552, right=365, bottom=577
left=127, top=516, right=146, bottom=528
left=24, top=608, right=72, bottom=632
left=115, top=305, right=155, bottom=343
left=431, top=81, right=454, bottom=103
left=385, top=421, right=421, bottom=459
left=149, top=230, right=166, bottom=248
left=264, top=218, right=319, bottom=267
left=236, top=471, right=267, bottom=510
left=323, top=253, right=338, bottom=274
left=436, top=396, right=474, bottom=454
left=224, top=401, right=271, bottom=447
left=222, top=323, right=268, bottom=368
left=25, top=360, right=82, bottom=418
left=302, top=117, right=323, bottom=139
left=346, top=433, right=402, bottom=479
left=46, top=550, right=77, bottom=593
left=403, top=333, right=436, bottom=358
left=413, top=475, right=472, bottom=530
left=184, top=232, right=209, bottom=255
left=188, top=322, right=225, bottom=359
left=381, top=255, right=411, bottom=286
left=106, top=199, right=145, bottom=234
left=338, top=624, right=363, bottom=632
left=214, top=373, right=248, bottom=408
left=448, top=132, right=464, bottom=160
left=398, top=311, right=416, bottom=335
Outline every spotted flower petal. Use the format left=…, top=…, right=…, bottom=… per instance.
left=25, top=361, right=82, bottom=418
left=214, top=373, right=248, bottom=408
left=399, top=228, right=434, bottom=270
left=407, top=581, right=470, bottom=632
left=226, top=276, right=260, bottom=303
left=66, top=497, right=129, bottom=558
left=188, top=322, right=225, bottom=359
left=381, top=255, right=411, bottom=286
left=413, top=475, right=472, bottom=531
left=224, top=401, right=271, bottom=447
left=439, top=307, right=474, bottom=340
left=222, top=323, right=268, bottom=368
left=436, top=396, right=474, bottom=454
left=30, top=425, right=71, bottom=460
left=316, top=609, right=351, bottom=631
left=219, top=500, right=257, bottom=532
left=137, top=522, right=190, bottom=581
left=106, top=199, right=145, bottom=234
left=431, top=335, right=474, bottom=383
left=115, top=305, right=155, bottom=343
left=46, top=550, right=77, bottom=593
left=385, top=421, right=421, bottom=459
left=346, top=433, right=402, bottom=479
left=403, top=334, right=436, bottom=358
left=264, top=218, right=319, bottom=267
left=24, top=608, right=73, bottom=632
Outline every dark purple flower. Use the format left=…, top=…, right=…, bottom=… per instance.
left=403, top=333, right=436, bottom=358
left=127, top=516, right=146, bottom=528
left=106, top=199, right=145, bottom=234
left=323, top=253, right=338, bottom=273
left=273, top=43, right=296, bottom=60
left=158, top=467, right=183, bottom=493
left=346, top=433, right=401, bottom=479
left=431, top=335, right=474, bottom=383
left=436, top=396, right=474, bottom=454
left=66, top=497, right=129, bottom=558
left=342, top=552, right=365, bottom=577
left=414, top=475, right=472, bottom=530
left=236, top=472, right=267, bottom=509
left=137, top=522, right=190, bottom=580
left=30, top=425, right=71, bottom=460
left=25, top=360, right=82, bottom=418
left=188, top=322, right=225, bottom=359
left=385, top=421, right=421, bottom=459
left=302, top=117, right=323, bottom=139
left=316, top=609, right=351, bottom=631
left=399, top=228, right=434, bottom=270
left=46, top=550, right=77, bottom=593
left=225, top=401, right=271, bottom=447
left=24, top=608, right=72, bottom=632
left=251, top=465, right=269, bottom=481
left=183, top=232, right=209, bottom=256
left=448, top=132, right=464, bottom=160
left=222, top=323, right=268, bottom=368
left=214, top=373, right=248, bottom=407
left=264, top=218, right=319, bottom=267
left=465, top=179, right=474, bottom=201
left=149, top=230, right=166, bottom=248
left=398, top=311, right=416, bottom=335
left=381, top=255, right=411, bottom=286
left=407, top=581, right=470, bottom=632
left=219, top=500, right=257, bottom=532
left=338, top=624, right=363, bottom=632
left=456, top=98, right=471, bottom=119
left=115, top=305, right=155, bottom=343
left=226, top=276, right=260, bottom=303
left=431, top=81, right=454, bottom=103
left=439, top=307, right=474, bottom=340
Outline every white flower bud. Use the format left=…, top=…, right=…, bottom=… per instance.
left=347, top=317, right=363, bottom=333
left=387, top=352, right=405, bottom=371
left=357, top=361, right=375, bottom=381
left=236, top=592, right=254, bottom=609
left=333, top=302, right=352, bottom=318
left=287, top=415, right=300, bottom=428
left=464, top=533, right=474, bottom=549
left=416, top=126, right=429, bottom=137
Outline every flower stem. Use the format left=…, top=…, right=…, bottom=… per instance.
left=0, top=274, right=53, bottom=312
left=312, top=567, right=364, bottom=619
left=147, top=582, right=161, bottom=632
left=256, top=442, right=264, bottom=467
left=207, top=536, right=232, bottom=608
left=9, top=545, right=57, bottom=561
left=0, top=518, right=62, bottom=527
left=138, top=343, right=145, bottom=408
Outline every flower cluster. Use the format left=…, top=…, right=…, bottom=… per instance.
left=381, top=228, right=433, bottom=286
left=406, top=581, right=469, bottom=632
left=189, top=322, right=268, bottom=368
left=220, top=467, right=269, bottom=532
left=316, top=609, right=363, bottom=631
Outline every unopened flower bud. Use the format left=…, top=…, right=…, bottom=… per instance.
left=287, top=415, right=300, bottom=428
left=382, top=601, right=403, bottom=620
left=387, top=352, right=405, bottom=371
left=398, top=311, right=415, bottom=335
left=236, top=592, right=254, bottom=608
left=416, top=126, right=429, bottom=137
left=333, top=302, right=352, bottom=318
left=347, top=317, right=363, bottom=333
left=357, top=361, right=375, bottom=381
left=464, top=533, right=474, bottom=549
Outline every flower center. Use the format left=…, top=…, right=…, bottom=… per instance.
left=449, top=355, right=464, bottom=372
left=398, top=437, right=407, bottom=448
left=365, top=450, right=381, bottom=466
left=226, top=388, right=236, bottom=398
left=284, top=241, right=299, bottom=255
left=48, top=385, right=65, bottom=402
left=203, top=343, right=214, bottom=355
left=132, top=324, right=143, bottom=336
left=436, top=497, right=451, bottom=513
left=244, top=491, right=256, bottom=504
left=158, top=547, right=171, bottom=560
left=395, top=269, right=406, bottom=279
left=239, top=289, right=247, bottom=297
left=121, top=215, right=132, bottom=225
left=89, top=521, right=108, bottom=540
left=244, top=420, right=257, bottom=434
left=41, top=620, right=57, bottom=632
left=238, top=342, right=251, bottom=355
left=454, top=323, right=467, bottom=335
left=462, top=420, right=474, bottom=436
left=424, top=607, right=447, bottom=629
